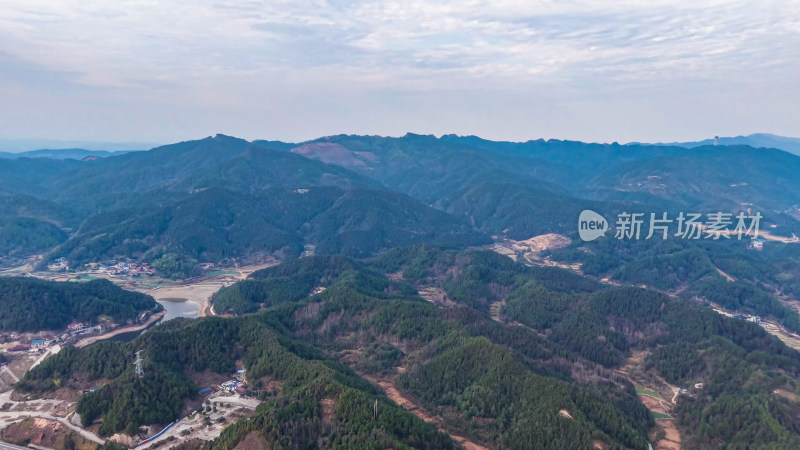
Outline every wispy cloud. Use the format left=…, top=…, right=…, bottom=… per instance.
left=0, top=0, right=798, bottom=142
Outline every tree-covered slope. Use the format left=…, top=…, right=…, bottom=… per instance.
left=189, top=254, right=651, bottom=448
left=552, top=237, right=800, bottom=332
left=369, top=245, right=800, bottom=448
left=586, top=145, right=800, bottom=212
left=0, top=277, right=160, bottom=331
left=50, top=187, right=488, bottom=266
left=19, top=255, right=653, bottom=449
left=0, top=217, right=67, bottom=257
left=19, top=315, right=452, bottom=448
left=290, top=134, right=800, bottom=239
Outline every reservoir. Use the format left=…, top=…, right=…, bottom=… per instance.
left=157, top=297, right=201, bottom=321
left=107, top=296, right=205, bottom=343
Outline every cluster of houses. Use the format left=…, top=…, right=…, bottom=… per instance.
left=61, top=321, right=103, bottom=339
left=8, top=339, right=54, bottom=352
left=88, top=261, right=156, bottom=277
left=221, top=369, right=248, bottom=395
left=191, top=369, right=250, bottom=400
left=733, top=314, right=762, bottom=324
left=47, top=258, right=158, bottom=277
left=220, top=379, right=246, bottom=395
left=6, top=322, right=102, bottom=353
left=194, top=370, right=249, bottom=399
left=47, top=257, right=70, bottom=271
left=748, top=239, right=765, bottom=251
left=678, top=382, right=705, bottom=398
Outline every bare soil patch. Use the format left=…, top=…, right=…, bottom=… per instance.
left=2, top=417, right=96, bottom=450
left=418, top=286, right=458, bottom=308
left=360, top=370, right=489, bottom=450
left=233, top=432, right=267, bottom=450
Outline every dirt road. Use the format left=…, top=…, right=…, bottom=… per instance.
left=74, top=310, right=166, bottom=348
left=364, top=373, right=488, bottom=450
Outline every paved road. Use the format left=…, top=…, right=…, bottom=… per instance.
left=0, top=367, right=18, bottom=384
left=39, top=413, right=105, bottom=445
left=0, top=439, right=30, bottom=450
left=29, top=345, right=62, bottom=370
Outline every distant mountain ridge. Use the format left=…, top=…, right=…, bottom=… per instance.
left=631, top=133, right=800, bottom=156
left=0, top=148, right=138, bottom=160
left=0, top=138, right=156, bottom=153
left=3, top=132, right=800, bottom=265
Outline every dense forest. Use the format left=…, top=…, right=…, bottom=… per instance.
left=20, top=316, right=451, bottom=447
left=212, top=255, right=414, bottom=314
left=48, top=186, right=487, bottom=267
left=0, top=277, right=160, bottom=331
left=551, top=237, right=800, bottom=332
left=0, top=216, right=67, bottom=256
left=4, top=133, right=800, bottom=270
left=369, top=245, right=800, bottom=448
left=21, top=250, right=800, bottom=448
left=20, top=254, right=656, bottom=449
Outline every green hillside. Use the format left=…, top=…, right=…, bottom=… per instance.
left=22, top=251, right=800, bottom=448
left=51, top=187, right=487, bottom=266
left=0, top=277, right=161, bottom=331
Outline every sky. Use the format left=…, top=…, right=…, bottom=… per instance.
left=1, top=0, right=799, bottom=147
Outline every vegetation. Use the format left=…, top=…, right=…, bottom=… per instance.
left=19, top=316, right=451, bottom=447
left=49, top=186, right=487, bottom=266
left=5, top=134, right=800, bottom=448
left=370, top=245, right=800, bottom=448
left=152, top=252, right=201, bottom=279
left=0, top=277, right=160, bottom=331
left=18, top=254, right=653, bottom=448
left=0, top=217, right=67, bottom=256
left=213, top=255, right=415, bottom=315
left=553, top=238, right=800, bottom=332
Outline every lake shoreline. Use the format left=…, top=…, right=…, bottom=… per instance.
left=74, top=310, right=167, bottom=348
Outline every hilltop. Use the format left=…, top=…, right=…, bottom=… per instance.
left=0, top=277, right=160, bottom=332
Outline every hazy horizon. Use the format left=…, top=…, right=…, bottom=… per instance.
left=3, top=130, right=800, bottom=154
left=2, top=1, right=799, bottom=145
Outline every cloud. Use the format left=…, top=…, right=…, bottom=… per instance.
left=0, top=0, right=798, bottom=142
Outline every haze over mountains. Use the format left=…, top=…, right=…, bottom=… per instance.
left=0, top=138, right=155, bottom=153
left=4, top=132, right=799, bottom=161
left=632, top=133, right=800, bottom=156
left=3, top=132, right=800, bottom=265
left=0, top=148, right=136, bottom=160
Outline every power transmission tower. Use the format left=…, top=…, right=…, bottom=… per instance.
left=134, top=350, right=144, bottom=378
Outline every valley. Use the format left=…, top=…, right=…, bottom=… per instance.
left=3, top=134, right=800, bottom=449
left=3, top=0, right=799, bottom=446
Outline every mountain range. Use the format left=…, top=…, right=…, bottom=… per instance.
left=0, top=148, right=137, bottom=160
left=5, top=132, right=800, bottom=448
left=632, top=132, right=800, bottom=156
left=2, top=133, right=800, bottom=263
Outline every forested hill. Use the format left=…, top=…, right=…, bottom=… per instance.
left=50, top=186, right=488, bottom=266
left=0, top=277, right=160, bottom=332
left=21, top=256, right=654, bottom=449
left=24, top=250, right=800, bottom=448
left=297, top=134, right=800, bottom=233
left=368, top=245, right=800, bottom=448
left=3, top=133, right=800, bottom=267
